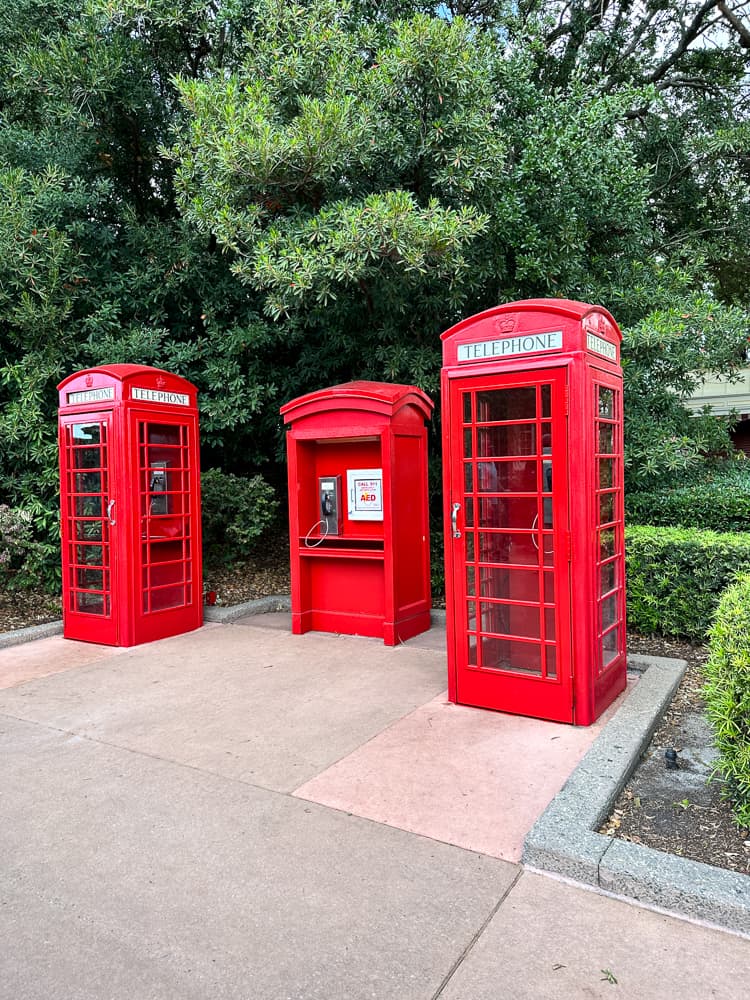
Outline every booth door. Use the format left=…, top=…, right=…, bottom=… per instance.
left=60, top=413, right=118, bottom=644
left=447, top=369, right=573, bottom=723
left=133, top=414, right=198, bottom=622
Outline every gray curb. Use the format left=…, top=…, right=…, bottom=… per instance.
left=0, top=594, right=295, bottom=647
left=523, top=654, right=750, bottom=935
left=202, top=594, right=291, bottom=623
left=0, top=620, right=64, bottom=649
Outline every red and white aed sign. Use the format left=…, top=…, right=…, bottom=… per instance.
left=347, top=468, right=383, bottom=521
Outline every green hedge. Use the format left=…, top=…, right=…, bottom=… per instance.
left=626, top=484, right=750, bottom=532
left=625, top=525, right=750, bottom=641
left=201, top=469, right=279, bottom=565
left=704, top=575, right=750, bottom=827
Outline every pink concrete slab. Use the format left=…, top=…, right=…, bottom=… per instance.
left=294, top=683, right=633, bottom=862
left=0, top=635, right=128, bottom=690
left=440, top=871, right=750, bottom=1000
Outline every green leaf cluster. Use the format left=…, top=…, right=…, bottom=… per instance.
left=704, top=575, right=750, bottom=826
left=625, top=525, right=750, bottom=641
left=627, top=465, right=750, bottom=532
left=200, top=468, right=279, bottom=566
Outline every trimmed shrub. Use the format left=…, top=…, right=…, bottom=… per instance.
left=625, top=525, right=750, bottom=641
left=627, top=483, right=750, bottom=532
left=704, top=575, right=750, bottom=827
left=201, top=469, right=279, bottom=565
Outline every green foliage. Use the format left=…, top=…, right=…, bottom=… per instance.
left=704, top=575, right=750, bottom=826
left=627, top=463, right=750, bottom=531
left=625, top=525, right=750, bottom=641
left=620, top=297, right=747, bottom=489
left=3, top=0, right=750, bottom=581
left=200, top=468, right=279, bottom=565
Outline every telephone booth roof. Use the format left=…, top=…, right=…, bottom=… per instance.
left=58, top=365, right=197, bottom=409
left=280, top=381, right=434, bottom=425
left=441, top=298, right=622, bottom=369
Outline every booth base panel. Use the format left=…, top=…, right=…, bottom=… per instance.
left=62, top=608, right=203, bottom=648
left=292, top=607, right=431, bottom=646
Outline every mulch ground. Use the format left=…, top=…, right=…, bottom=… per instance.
left=601, top=635, right=749, bottom=876
left=2, top=553, right=747, bottom=878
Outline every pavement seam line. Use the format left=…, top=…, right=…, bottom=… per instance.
left=429, top=867, right=524, bottom=1000
left=0, top=709, right=303, bottom=799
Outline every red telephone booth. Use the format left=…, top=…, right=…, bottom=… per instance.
left=441, top=300, right=626, bottom=725
left=281, top=382, right=433, bottom=645
left=58, top=365, right=202, bottom=647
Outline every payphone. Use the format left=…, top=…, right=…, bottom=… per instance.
left=149, top=461, right=169, bottom=516
left=282, top=382, right=433, bottom=645
left=317, top=475, right=342, bottom=537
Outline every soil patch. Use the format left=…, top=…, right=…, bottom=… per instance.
left=601, top=636, right=750, bottom=876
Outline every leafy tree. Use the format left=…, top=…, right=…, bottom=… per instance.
left=3, top=0, right=750, bottom=589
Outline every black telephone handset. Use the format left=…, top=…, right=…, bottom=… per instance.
left=322, top=492, right=334, bottom=516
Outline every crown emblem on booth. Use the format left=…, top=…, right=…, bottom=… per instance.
left=494, top=317, right=515, bottom=335
left=85, top=374, right=94, bottom=387
left=155, top=376, right=166, bottom=389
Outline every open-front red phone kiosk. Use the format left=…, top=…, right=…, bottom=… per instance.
left=281, top=382, right=433, bottom=645
left=58, top=365, right=202, bottom=647
left=441, top=300, right=626, bottom=725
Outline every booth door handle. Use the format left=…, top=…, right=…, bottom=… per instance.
left=107, top=499, right=116, bottom=526
left=451, top=502, right=461, bottom=539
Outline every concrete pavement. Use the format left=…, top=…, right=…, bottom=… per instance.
left=0, top=616, right=748, bottom=999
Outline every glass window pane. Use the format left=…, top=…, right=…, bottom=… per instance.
left=76, top=568, right=103, bottom=590
left=599, top=459, right=615, bottom=488
left=463, top=428, right=473, bottom=458
left=541, top=384, right=551, bottom=418
left=74, top=448, right=101, bottom=469
left=600, top=528, right=617, bottom=559
left=602, top=627, right=620, bottom=666
left=476, top=387, right=536, bottom=422
left=75, top=472, right=102, bottom=494
left=544, top=571, right=554, bottom=604
left=477, top=496, right=539, bottom=529
left=545, top=644, right=557, bottom=678
left=76, top=496, right=103, bottom=518
left=150, top=585, right=185, bottom=611
left=466, top=565, right=476, bottom=596
left=465, top=497, right=474, bottom=527
left=544, top=607, right=556, bottom=641
left=468, top=634, right=478, bottom=666
left=463, top=393, right=472, bottom=423
left=478, top=532, right=538, bottom=566
left=464, top=463, right=473, bottom=493
left=481, top=601, right=540, bottom=639
left=602, top=594, right=619, bottom=630
left=600, top=560, right=617, bottom=595
left=598, top=387, right=614, bottom=418
left=75, top=520, right=103, bottom=541
left=476, top=460, right=537, bottom=493
left=466, top=532, right=474, bottom=560
left=598, top=424, right=614, bottom=454
left=599, top=492, right=615, bottom=524
left=72, top=424, right=101, bottom=444
left=76, top=545, right=103, bottom=566
left=479, top=566, right=539, bottom=602
left=481, top=636, right=542, bottom=675
left=477, top=424, right=536, bottom=457
left=75, top=592, right=107, bottom=615
left=147, top=424, right=180, bottom=446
